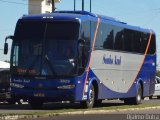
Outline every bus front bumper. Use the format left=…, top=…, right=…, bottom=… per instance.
left=11, top=88, right=76, bottom=102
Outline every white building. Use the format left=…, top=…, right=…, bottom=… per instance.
left=0, top=61, right=10, bottom=68
left=28, top=0, right=60, bottom=15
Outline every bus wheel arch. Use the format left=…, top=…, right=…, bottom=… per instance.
left=139, top=80, right=144, bottom=98
left=81, top=83, right=95, bottom=108
left=124, top=81, right=143, bottom=105
left=91, top=80, right=102, bottom=106
left=80, top=79, right=99, bottom=108
left=92, top=80, right=98, bottom=100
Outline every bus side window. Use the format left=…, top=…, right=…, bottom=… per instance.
left=78, top=21, right=91, bottom=75
left=114, top=28, right=124, bottom=51
left=123, top=29, right=134, bottom=52
left=133, top=32, right=141, bottom=53
left=140, top=33, right=148, bottom=54
left=103, top=24, right=114, bottom=50
left=147, top=34, right=156, bottom=55
left=94, top=23, right=103, bottom=49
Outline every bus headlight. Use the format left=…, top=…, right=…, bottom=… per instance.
left=57, top=85, right=75, bottom=89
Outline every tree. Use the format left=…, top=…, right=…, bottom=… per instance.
left=156, top=70, right=160, bottom=77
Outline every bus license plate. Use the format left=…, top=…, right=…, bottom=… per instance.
left=34, top=93, right=45, bottom=97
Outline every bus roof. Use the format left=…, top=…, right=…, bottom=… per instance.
left=21, top=11, right=155, bottom=34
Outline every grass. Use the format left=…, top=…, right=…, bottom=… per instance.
left=0, top=101, right=160, bottom=119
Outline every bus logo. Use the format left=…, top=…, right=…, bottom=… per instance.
left=103, top=54, right=121, bottom=65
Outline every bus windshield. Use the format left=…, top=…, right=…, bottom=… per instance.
left=11, top=20, right=80, bottom=77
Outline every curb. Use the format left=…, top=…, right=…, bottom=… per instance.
left=59, top=106, right=160, bottom=115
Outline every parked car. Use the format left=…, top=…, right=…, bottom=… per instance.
left=150, top=76, right=160, bottom=99
left=0, top=68, right=20, bottom=104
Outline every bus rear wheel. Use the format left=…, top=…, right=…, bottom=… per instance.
left=124, top=83, right=142, bottom=105
left=134, top=83, right=142, bottom=105
left=29, top=99, right=44, bottom=109
left=80, top=84, right=95, bottom=108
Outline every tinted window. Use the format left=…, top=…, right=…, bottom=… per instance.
left=81, top=21, right=91, bottom=46
left=91, top=22, right=97, bottom=47
left=103, top=24, right=114, bottom=50
left=12, top=20, right=80, bottom=76
left=79, top=21, right=91, bottom=74
left=94, top=23, right=103, bottom=49
left=133, top=31, right=141, bottom=53
left=46, top=21, right=79, bottom=40
left=123, top=29, right=135, bottom=52
left=114, top=28, right=124, bottom=51
left=147, top=34, right=156, bottom=54
left=15, top=20, right=45, bottom=40
left=93, top=21, right=156, bottom=55
left=140, top=33, right=149, bottom=53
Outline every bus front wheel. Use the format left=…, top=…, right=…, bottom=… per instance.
left=29, top=99, right=44, bottom=109
left=80, top=84, right=95, bottom=108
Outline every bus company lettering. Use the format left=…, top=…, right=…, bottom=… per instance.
left=103, top=54, right=121, bottom=65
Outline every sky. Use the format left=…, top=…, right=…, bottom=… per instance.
left=0, top=0, right=160, bottom=68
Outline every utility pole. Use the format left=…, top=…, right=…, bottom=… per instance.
left=52, top=0, right=55, bottom=12
left=82, top=0, right=84, bottom=11
left=81, top=0, right=91, bottom=12
left=74, top=0, right=76, bottom=11
left=90, top=0, right=91, bottom=12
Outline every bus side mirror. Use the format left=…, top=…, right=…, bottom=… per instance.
left=4, top=43, right=8, bottom=55
left=4, top=35, right=14, bottom=55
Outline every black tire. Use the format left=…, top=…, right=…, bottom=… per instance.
left=7, top=99, right=16, bottom=105
left=80, top=84, right=95, bottom=108
left=149, top=96, right=153, bottom=99
left=157, top=96, right=160, bottom=99
left=94, top=100, right=102, bottom=107
left=134, top=83, right=142, bottom=105
left=124, top=98, right=132, bottom=105
left=29, top=99, right=44, bottom=109
left=124, top=83, right=142, bottom=105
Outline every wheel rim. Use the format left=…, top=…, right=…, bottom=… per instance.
left=137, top=85, right=142, bottom=102
left=89, top=86, right=94, bottom=104
left=137, top=93, right=141, bottom=101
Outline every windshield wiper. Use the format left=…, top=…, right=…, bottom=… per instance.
left=44, top=55, right=57, bottom=75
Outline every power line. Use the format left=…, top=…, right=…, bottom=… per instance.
left=0, top=0, right=27, bottom=5
left=0, top=0, right=48, bottom=7
left=126, top=8, right=160, bottom=15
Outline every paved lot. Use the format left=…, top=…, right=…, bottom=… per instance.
left=0, top=98, right=159, bottom=115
